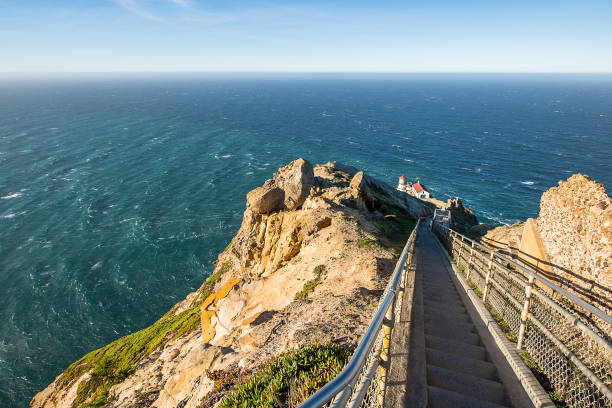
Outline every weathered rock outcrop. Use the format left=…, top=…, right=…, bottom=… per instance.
left=32, top=159, right=419, bottom=408
left=446, top=197, right=479, bottom=234
left=480, top=174, right=611, bottom=313
left=273, top=158, right=314, bottom=210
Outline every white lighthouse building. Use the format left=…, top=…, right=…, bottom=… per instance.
left=397, top=175, right=411, bottom=193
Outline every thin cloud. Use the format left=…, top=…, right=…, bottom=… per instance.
left=112, top=0, right=161, bottom=21
left=169, top=0, right=190, bottom=8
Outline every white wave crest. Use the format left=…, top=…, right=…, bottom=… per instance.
left=1, top=211, right=27, bottom=219
left=1, top=193, right=22, bottom=199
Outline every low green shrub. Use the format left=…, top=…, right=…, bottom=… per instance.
left=340, top=215, right=358, bottom=224
left=313, top=265, right=324, bottom=280
left=219, top=342, right=352, bottom=408
left=295, top=280, right=320, bottom=300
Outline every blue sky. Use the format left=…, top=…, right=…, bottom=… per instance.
left=1, top=0, right=611, bottom=73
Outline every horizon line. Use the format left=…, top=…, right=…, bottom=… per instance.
left=2, top=71, right=612, bottom=76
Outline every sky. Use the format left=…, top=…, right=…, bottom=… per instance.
left=1, top=0, right=611, bottom=73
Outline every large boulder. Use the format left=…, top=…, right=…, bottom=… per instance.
left=246, top=187, right=285, bottom=214
left=349, top=171, right=375, bottom=212
left=273, top=158, right=314, bottom=210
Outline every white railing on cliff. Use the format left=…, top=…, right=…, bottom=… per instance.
left=432, top=221, right=612, bottom=408
left=298, top=218, right=421, bottom=408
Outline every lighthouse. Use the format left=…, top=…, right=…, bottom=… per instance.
left=397, top=175, right=407, bottom=192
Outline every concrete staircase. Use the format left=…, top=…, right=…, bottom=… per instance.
left=421, top=231, right=510, bottom=408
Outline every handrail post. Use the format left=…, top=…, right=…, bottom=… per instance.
left=466, top=241, right=474, bottom=280
left=482, top=251, right=494, bottom=303
left=517, top=273, right=535, bottom=349
left=378, top=300, right=394, bottom=406
left=458, top=235, right=465, bottom=265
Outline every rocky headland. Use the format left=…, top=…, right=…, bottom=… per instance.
left=32, top=159, right=433, bottom=408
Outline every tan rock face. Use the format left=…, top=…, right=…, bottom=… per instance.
left=32, top=158, right=418, bottom=408
left=246, top=186, right=284, bottom=214
left=273, top=158, right=314, bottom=211
left=536, top=174, right=611, bottom=313
left=480, top=174, right=611, bottom=315
left=349, top=171, right=375, bottom=211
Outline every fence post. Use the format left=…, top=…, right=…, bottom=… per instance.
left=466, top=241, right=475, bottom=280
left=517, top=273, right=535, bottom=349
left=378, top=300, right=394, bottom=406
left=482, top=251, right=494, bottom=303
left=458, top=235, right=465, bottom=265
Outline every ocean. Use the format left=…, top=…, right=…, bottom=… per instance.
left=1, top=74, right=611, bottom=406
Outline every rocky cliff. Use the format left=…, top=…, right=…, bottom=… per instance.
left=479, top=174, right=612, bottom=314
left=32, top=159, right=427, bottom=408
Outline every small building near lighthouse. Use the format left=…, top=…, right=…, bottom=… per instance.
left=412, top=182, right=431, bottom=199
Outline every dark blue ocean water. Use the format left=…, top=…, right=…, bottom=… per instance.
left=1, top=74, right=611, bottom=406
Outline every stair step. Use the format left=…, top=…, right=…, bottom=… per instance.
left=424, top=299, right=467, bottom=311
left=423, top=284, right=458, bottom=291
left=425, top=310, right=472, bottom=324
left=423, top=283, right=457, bottom=290
left=427, top=365, right=507, bottom=405
left=425, top=334, right=488, bottom=361
left=428, top=385, right=508, bottom=408
left=423, top=292, right=463, bottom=301
left=424, top=287, right=460, bottom=294
left=426, top=348, right=498, bottom=380
left=425, top=319, right=476, bottom=335
left=425, top=325, right=481, bottom=345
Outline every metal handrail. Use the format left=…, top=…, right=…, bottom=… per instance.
left=298, top=218, right=421, bottom=408
left=441, top=226, right=612, bottom=327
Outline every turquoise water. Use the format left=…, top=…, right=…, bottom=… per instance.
left=1, top=74, right=611, bottom=406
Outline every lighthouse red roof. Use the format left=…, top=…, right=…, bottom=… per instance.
left=413, top=182, right=427, bottom=193
left=399, top=175, right=406, bottom=180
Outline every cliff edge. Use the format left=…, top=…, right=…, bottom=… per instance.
left=32, top=159, right=426, bottom=408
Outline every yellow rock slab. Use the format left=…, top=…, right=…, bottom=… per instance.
left=200, top=278, right=242, bottom=343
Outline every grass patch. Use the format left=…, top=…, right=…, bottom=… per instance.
left=357, top=237, right=402, bottom=258
left=199, top=260, right=231, bottom=301
left=468, top=280, right=483, bottom=298
left=60, top=262, right=231, bottom=407
left=294, top=265, right=326, bottom=301
left=313, top=265, right=324, bottom=280
left=357, top=237, right=381, bottom=250
left=365, top=181, right=417, bottom=250
left=519, top=351, right=568, bottom=407
left=340, top=215, right=358, bottom=224
left=295, top=280, right=320, bottom=300
left=486, top=306, right=517, bottom=342
left=218, top=342, right=352, bottom=408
